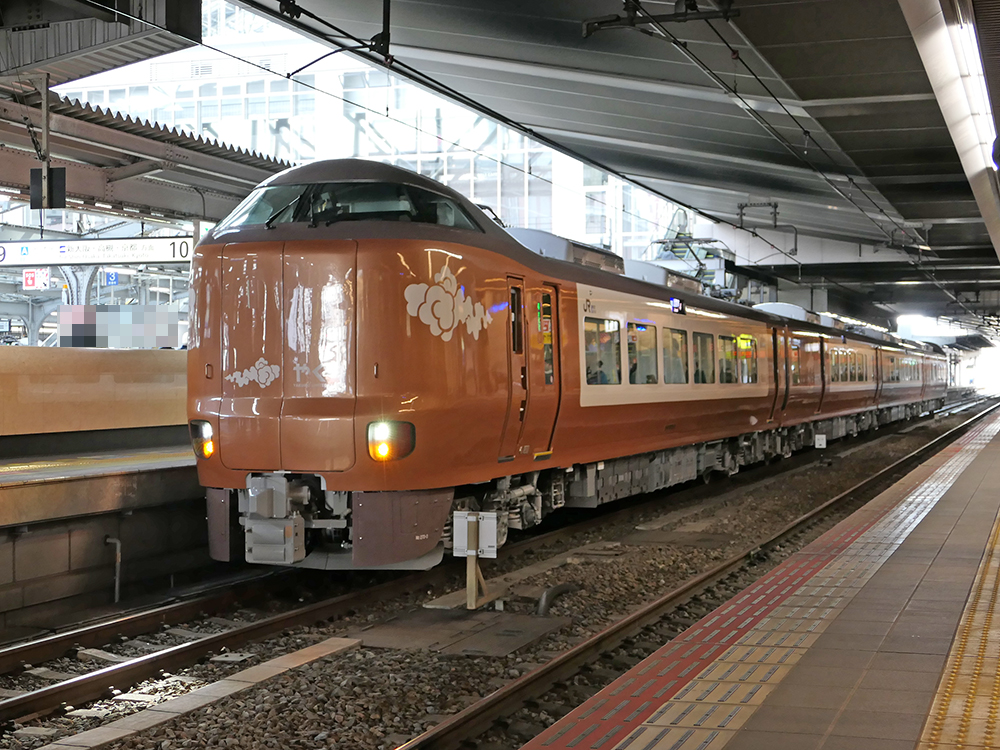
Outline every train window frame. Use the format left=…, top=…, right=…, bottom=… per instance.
left=849, top=351, right=857, bottom=382
left=215, top=180, right=484, bottom=232
left=789, top=339, right=801, bottom=385
left=693, top=332, right=716, bottom=384
left=831, top=351, right=839, bottom=383
left=584, top=317, right=622, bottom=386
left=664, top=328, right=689, bottom=384
left=738, top=334, right=757, bottom=384
left=627, top=322, right=658, bottom=385
left=539, top=293, right=554, bottom=385
left=510, top=286, right=523, bottom=354
left=718, top=335, right=738, bottom=384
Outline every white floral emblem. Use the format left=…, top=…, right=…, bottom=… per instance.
left=404, top=265, right=493, bottom=342
left=225, top=357, right=281, bottom=388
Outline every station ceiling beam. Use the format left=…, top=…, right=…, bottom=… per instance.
left=0, top=0, right=199, bottom=90
left=245, top=0, right=992, bottom=328
left=0, top=96, right=288, bottom=222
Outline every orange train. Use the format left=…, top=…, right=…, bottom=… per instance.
left=188, top=159, right=948, bottom=570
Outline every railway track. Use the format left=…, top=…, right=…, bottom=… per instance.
left=395, top=401, right=1000, bottom=750
left=0, top=402, right=991, bottom=731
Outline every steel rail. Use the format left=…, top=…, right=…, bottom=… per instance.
left=396, top=402, right=1000, bottom=750
left=0, top=572, right=290, bottom=675
left=0, top=402, right=990, bottom=725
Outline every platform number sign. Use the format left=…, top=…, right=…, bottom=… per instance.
left=105, top=271, right=119, bottom=286
left=169, top=240, right=190, bottom=260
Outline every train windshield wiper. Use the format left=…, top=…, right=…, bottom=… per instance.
left=264, top=195, right=301, bottom=229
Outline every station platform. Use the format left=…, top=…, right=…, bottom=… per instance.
left=522, top=408, right=1000, bottom=750
left=0, top=446, right=198, bottom=528
left=0, top=447, right=195, bottom=487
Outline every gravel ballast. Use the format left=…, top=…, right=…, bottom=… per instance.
left=1, top=405, right=991, bottom=750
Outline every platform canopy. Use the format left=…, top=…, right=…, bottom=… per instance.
left=236, top=0, right=1000, bottom=327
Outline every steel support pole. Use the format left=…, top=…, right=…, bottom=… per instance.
left=40, top=73, right=50, bottom=210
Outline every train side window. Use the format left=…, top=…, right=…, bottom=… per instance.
left=693, top=333, right=716, bottom=383
left=540, top=293, right=554, bottom=385
left=790, top=340, right=801, bottom=385
left=840, top=351, right=849, bottom=382
left=664, top=328, right=689, bottom=384
left=584, top=318, right=621, bottom=385
left=831, top=351, right=839, bottom=382
left=510, top=287, right=523, bottom=354
left=719, top=335, right=737, bottom=383
left=627, top=323, right=658, bottom=384
left=849, top=351, right=857, bottom=382
left=738, top=334, right=757, bottom=384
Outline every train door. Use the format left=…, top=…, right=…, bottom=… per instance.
left=499, top=279, right=528, bottom=460
left=218, top=242, right=285, bottom=471
left=518, top=286, right=561, bottom=457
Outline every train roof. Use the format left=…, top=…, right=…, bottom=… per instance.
left=212, top=159, right=944, bottom=358
left=259, top=158, right=452, bottom=192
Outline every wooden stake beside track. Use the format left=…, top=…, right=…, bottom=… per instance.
left=464, top=514, right=497, bottom=610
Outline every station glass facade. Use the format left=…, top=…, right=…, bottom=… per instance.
left=55, top=0, right=679, bottom=259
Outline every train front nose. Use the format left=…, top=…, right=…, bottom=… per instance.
left=280, top=240, right=358, bottom=471
left=217, top=239, right=358, bottom=473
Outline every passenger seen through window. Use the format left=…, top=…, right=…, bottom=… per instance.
left=693, top=333, right=715, bottom=384
left=627, top=323, right=658, bottom=384
left=584, top=318, right=621, bottom=385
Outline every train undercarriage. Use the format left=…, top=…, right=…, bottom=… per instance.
left=225, top=398, right=945, bottom=570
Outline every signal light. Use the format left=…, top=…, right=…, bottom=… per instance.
left=189, top=420, right=216, bottom=460
left=367, top=421, right=415, bottom=461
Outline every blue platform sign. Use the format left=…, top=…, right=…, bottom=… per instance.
left=105, top=271, right=119, bottom=286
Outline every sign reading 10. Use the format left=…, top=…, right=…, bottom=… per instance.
left=170, top=240, right=191, bottom=260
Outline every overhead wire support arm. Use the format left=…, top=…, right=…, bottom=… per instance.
left=583, top=0, right=738, bottom=37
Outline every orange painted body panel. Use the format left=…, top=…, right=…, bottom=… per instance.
left=219, top=243, right=284, bottom=472
left=281, top=240, right=357, bottom=472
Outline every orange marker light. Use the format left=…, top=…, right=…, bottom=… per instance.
left=367, top=421, right=416, bottom=461
left=189, top=420, right=216, bottom=460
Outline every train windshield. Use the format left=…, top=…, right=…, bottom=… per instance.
left=216, top=181, right=482, bottom=231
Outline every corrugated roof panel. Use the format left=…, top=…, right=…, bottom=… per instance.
left=45, top=95, right=292, bottom=172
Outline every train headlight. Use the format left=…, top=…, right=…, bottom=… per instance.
left=189, top=420, right=215, bottom=460
left=367, top=421, right=415, bottom=461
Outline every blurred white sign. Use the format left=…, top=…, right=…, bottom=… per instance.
left=22, top=268, right=50, bottom=290
left=0, top=237, right=194, bottom=267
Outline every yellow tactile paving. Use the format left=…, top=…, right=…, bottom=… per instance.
left=919, top=505, right=1000, bottom=750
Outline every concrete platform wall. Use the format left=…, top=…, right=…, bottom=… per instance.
left=0, top=498, right=211, bottom=628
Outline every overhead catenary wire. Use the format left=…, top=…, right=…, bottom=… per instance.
left=186, top=0, right=811, bottom=267
left=625, top=1, right=984, bottom=326
left=17, top=0, right=960, bottom=319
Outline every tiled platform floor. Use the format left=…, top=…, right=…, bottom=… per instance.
left=521, top=410, right=1000, bottom=750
